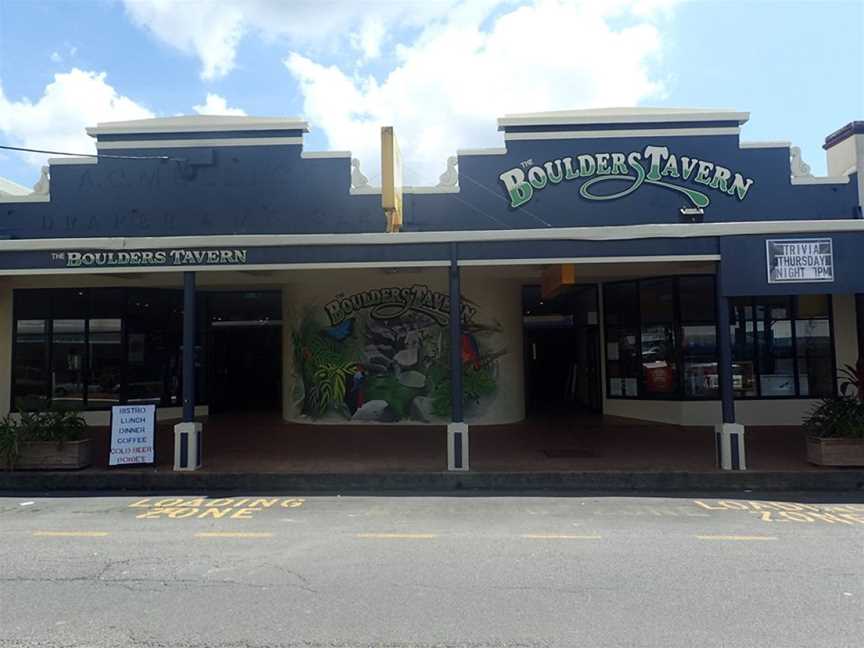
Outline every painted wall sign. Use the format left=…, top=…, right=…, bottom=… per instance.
left=499, top=145, right=755, bottom=209
left=109, top=404, right=156, bottom=466
left=293, top=284, right=504, bottom=424
left=766, top=238, right=834, bottom=283
left=324, top=284, right=477, bottom=327
left=51, top=248, right=248, bottom=268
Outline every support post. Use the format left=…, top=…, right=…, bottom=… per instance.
left=715, top=268, right=745, bottom=470
left=856, top=294, right=864, bottom=367
left=174, top=271, right=202, bottom=471
left=447, top=244, right=469, bottom=471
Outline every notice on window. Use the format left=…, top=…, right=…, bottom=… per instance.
left=109, top=404, right=156, bottom=466
left=766, top=238, right=834, bottom=283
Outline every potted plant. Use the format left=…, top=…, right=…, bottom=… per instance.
left=804, top=360, right=864, bottom=466
left=0, top=408, right=91, bottom=470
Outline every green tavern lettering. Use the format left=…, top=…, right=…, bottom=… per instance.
left=499, top=145, right=755, bottom=209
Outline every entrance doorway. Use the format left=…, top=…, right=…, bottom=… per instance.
left=523, top=284, right=602, bottom=416
left=205, top=291, right=282, bottom=414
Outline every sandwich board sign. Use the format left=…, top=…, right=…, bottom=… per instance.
left=109, top=404, right=156, bottom=466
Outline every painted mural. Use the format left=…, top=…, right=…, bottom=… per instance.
left=291, top=284, right=506, bottom=422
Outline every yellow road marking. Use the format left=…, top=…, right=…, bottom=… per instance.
left=33, top=531, right=109, bottom=537
left=194, top=532, right=274, bottom=539
left=696, top=535, right=778, bottom=541
left=521, top=534, right=602, bottom=540
left=356, top=533, right=438, bottom=539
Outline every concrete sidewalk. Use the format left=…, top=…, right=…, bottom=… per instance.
left=2, top=468, right=863, bottom=493
left=4, top=412, right=861, bottom=492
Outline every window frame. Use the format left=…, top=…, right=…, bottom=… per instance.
left=603, top=277, right=837, bottom=401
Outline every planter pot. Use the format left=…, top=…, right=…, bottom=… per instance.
left=16, top=439, right=92, bottom=470
left=806, top=436, right=864, bottom=467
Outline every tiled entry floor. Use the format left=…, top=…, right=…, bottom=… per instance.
left=78, top=412, right=823, bottom=473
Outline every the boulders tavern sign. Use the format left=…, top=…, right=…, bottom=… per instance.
left=52, top=248, right=249, bottom=268
left=499, top=145, right=755, bottom=209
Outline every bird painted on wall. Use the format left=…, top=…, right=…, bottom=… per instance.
left=322, top=317, right=355, bottom=342
left=347, top=364, right=366, bottom=413
left=461, top=332, right=481, bottom=370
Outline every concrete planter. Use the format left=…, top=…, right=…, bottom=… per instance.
left=806, top=437, right=864, bottom=467
left=16, top=439, right=92, bottom=470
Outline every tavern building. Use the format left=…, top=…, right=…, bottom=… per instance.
left=1, top=109, right=862, bottom=473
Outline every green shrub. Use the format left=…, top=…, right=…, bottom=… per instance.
left=0, top=415, right=20, bottom=471
left=803, top=396, right=864, bottom=439
left=0, top=409, right=87, bottom=470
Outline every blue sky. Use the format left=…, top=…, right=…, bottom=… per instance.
left=0, top=0, right=861, bottom=188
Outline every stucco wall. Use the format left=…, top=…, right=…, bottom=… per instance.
left=281, top=268, right=524, bottom=425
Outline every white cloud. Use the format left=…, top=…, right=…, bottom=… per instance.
left=49, top=51, right=62, bottom=63
left=0, top=69, right=153, bottom=170
left=122, top=0, right=467, bottom=80
left=193, top=93, right=246, bottom=116
left=286, top=0, right=674, bottom=184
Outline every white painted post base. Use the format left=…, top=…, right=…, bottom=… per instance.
left=447, top=422, right=469, bottom=471
left=174, top=422, right=203, bottom=471
left=715, top=423, right=746, bottom=471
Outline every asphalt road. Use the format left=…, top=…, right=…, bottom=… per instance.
left=0, top=491, right=862, bottom=648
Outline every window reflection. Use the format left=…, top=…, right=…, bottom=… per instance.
left=14, top=320, right=49, bottom=410
left=51, top=319, right=86, bottom=408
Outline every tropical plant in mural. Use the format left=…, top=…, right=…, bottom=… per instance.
left=291, top=286, right=505, bottom=423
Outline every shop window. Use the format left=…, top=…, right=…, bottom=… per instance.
left=604, top=281, right=640, bottom=398
left=51, top=319, right=86, bottom=409
left=87, top=318, right=123, bottom=409
left=729, top=300, right=758, bottom=397
left=795, top=295, right=833, bottom=397
left=603, top=277, right=835, bottom=401
left=13, top=319, right=49, bottom=410
left=605, top=327, right=640, bottom=397
left=641, top=324, right=678, bottom=396
left=682, top=324, right=718, bottom=398
left=126, top=289, right=183, bottom=406
left=639, top=279, right=679, bottom=397
left=11, top=288, right=190, bottom=411
left=730, top=295, right=835, bottom=399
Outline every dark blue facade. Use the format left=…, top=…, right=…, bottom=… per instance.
left=1, top=113, right=862, bottom=299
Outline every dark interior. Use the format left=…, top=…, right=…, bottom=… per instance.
left=523, top=284, right=602, bottom=415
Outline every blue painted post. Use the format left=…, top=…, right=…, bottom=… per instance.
left=447, top=243, right=468, bottom=470
left=182, top=271, right=196, bottom=423
left=449, top=244, right=463, bottom=423
left=856, top=294, right=864, bottom=366
left=716, top=279, right=735, bottom=425
left=715, top=268, right=744, bottom=469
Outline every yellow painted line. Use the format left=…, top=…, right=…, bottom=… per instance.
left=356, top=533, right=438, bottom=539
left=695, top=535, right=778, bottom=541
left=33, top=531, right=109, bottom=538
left=194, top=532, right=274, bottom=539
left=521, top=534, right=602, bottom=540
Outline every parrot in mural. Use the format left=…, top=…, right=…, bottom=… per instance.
left=461, top=332, right=481, bottom=370
left=347, top=364, right=366, bottom=413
